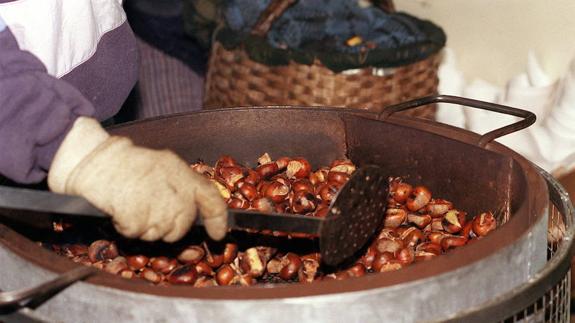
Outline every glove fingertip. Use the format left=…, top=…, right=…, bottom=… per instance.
left=162, top=232, right=185, bottom=243
left=163, top=213, right=196, bottom=243
left=113, top=221, right=144, bottom=240
left=202, top=213, right=228, bottom=241
left=140, top=227, right=162, bottom=241
left=203, top=203, right=228, bottom=238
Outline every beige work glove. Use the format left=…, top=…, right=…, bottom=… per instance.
left=48, top=117, right=227, bottom=242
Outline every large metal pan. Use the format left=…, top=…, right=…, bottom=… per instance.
left=0, top=96, right=560, bottom=322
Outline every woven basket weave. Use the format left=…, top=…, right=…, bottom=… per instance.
left=204, top=0, right=442, bottom=119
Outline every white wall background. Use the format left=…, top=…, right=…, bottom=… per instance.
left=395, top=0, right=575, bottom=85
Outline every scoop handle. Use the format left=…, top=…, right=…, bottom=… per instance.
left=0, top=185, right=323, bottom=234
left=224, top=209, right=322, bottom=234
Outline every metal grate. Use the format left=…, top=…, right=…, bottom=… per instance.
left=499, top=270, right=570, bottom=323
left=450, top=170, right=575, bottom=322
left=497, top=172, right=574, bottom=323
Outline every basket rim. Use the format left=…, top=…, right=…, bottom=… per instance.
left=216, top=12, right=446, bottom=73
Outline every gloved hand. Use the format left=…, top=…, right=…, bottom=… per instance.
left=48, top=117, right=227, bottom=242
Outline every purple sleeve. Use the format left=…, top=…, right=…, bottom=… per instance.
left=0, top=28, right=96, bottom=184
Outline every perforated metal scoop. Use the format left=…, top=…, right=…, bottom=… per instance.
left=219, top=165, right=389, bottom=265
left=0, top=166, right=388, bottom=266
left=319, top=165, right=389, bottom=265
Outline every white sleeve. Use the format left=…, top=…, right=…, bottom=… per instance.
left=0, top=0, right=126, bottom=78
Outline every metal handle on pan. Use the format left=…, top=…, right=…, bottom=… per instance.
left=377, top=95, right=536, bottom=148
left=0, top=265, right=96, bottom=309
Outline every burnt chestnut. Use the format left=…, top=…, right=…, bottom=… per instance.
left=425, top=199, right=453, bottom=217
left=346, top=263, right=366, bottom=278
left=190, top=162, right=214, bottom=177
left=141, top=268, right=163, bottom=284
left=251, top=197, right=274, bottom=213
left=327, top=171, right=350, bottom=185
left=415, top=251, right=438, bottom=262
left=167, top=265, right=198, bottom=285
left=395, top=248, right=415, bottom=265
left=271, top=174, right=291, bottom=187
left=427, top=232, right=447, bottom=246
left=210, top=179, right=231, bottom=200
left=276, top=157, right=291, bottom=170
left=472, top=212, right=497, bottom=237
left=215, top=155, right=238, bottom=169
left=264, top=181, right=290, bottom=203
left=275, top=201, right=290, bottom=213
left=357, top=245, right=377, bottom=270
left=400, top=227, right=424, bottom=248
left=391, top=181, right=413, bottom=204
left=228, top=197, right=249, bottom=209
left=222, top=243, right=238, bottom=264
left=256, top=163, right=279, bottom=179
left=120, top=269, right=136, bottom=279
left=279, top=253, right=302, bottom=281
left=291, top=191, right=317, bottom=214
left=177, top=246, right=205, bottom=265
left=239, top=248, right=265, bottom=278
left=238, top=182, right=258, bottom=201
left=377, top=228, right=400, bottom=240
left=442, top=210, right=467, bottom=234
left=266, top=258, right=283, bottom=274
left=407, top=213, right=432, bottom=229
left=195, top=261, right=215, bottom=276
left=204, top=252, right=224, bottom=269
left=286, top=158, right=311, bottom=179
left=441, top=236, right=468, bottom=251
left=377, top=260, right=404, bottom=273
left=416, top=242, right=442, bottom=255
left=329, top=159, right=356, bottom=175
left=88, top=240, right=119, bottom=262
left=243, top=169, right=261, bottom=186
left=63, top=244, right=88, bottom=257
left=150, top=257, right=178, bottom=274
left=257, top=153, right=272, bottom=165
left=298, top=256, right=320, bottom=283
left=292, top=179, right=315, bottom=194
left=372, top=252, right=395, bottom=272
left=255, top=246, right=277, bottom=263
left=430, top=218, right=444, bottom=232
left=374, top=238, right=403, bottom=254
left=238, top=274, right=256, bottom=286
left=216, top=265, right=236, bottom=286
left=103, top=256, right=128, bottom=275
left=309, top=168, right=329, bottom=186
left=406, top=186, right=432, bottom=211
left=384, top=208, right=407, bottom=228
left=317, top=183, right=338, bottom=202
left=460, top=221, right=475, bottom=239
left=194, top=276, right=218, bottom=287
left=314, top=204, right=329, bottom=218
left=219, top=166, right=244, bottom=189
left=127, top=255, right=149, bottom=271
left=324, top=272, right=351, bottom=281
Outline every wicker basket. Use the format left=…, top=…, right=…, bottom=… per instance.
left=204, top=0, right=443, bottom=119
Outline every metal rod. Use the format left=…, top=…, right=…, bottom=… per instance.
left=377, top=95, right=536, bottom=148
left=0, top=266, right=96, bottom=308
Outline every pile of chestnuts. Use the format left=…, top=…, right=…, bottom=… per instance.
left=46, top=154, right=497, bottom=287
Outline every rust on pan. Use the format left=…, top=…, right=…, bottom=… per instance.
left=0, top=104, right=546, bottom=299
